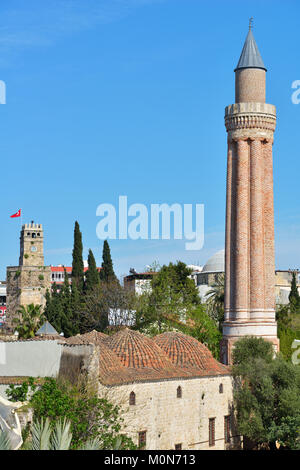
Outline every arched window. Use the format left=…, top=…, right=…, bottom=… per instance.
left=219, top=383, right=223, bottom=394
left=129, top=391, right=136, bottom=405
left=177, top=386, right=182, bottom=398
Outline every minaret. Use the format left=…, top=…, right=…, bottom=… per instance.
left=221, top=23, right=279, bottom=364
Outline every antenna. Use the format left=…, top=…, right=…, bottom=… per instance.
left=249, top=17, right=254, bottom=31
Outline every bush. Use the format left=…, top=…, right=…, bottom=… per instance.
left=29, top=378, right=136, bottom=450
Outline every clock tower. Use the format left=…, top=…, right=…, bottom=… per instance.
left=6, top=222, right=51, bottom=329
left=19, top=222, right=45, bottom=266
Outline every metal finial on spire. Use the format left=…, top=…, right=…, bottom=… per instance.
left=249, top=17, right=254, bottom=30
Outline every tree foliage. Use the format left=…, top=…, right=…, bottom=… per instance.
left=12, top=304, right=45, bottom=339
left=72, top=221, right=84, bottom=293
left=289, top=272, right=300, bottom=313
left=232, top=336, right=300, bottom=449
left=99, top=240, right=118, bottom=283
left=27, top=377, right=136, bottom=450
left=205, top=273, right=225, bottom=330
left=135, top=261, right=200, bottom=333
left=85, top=249, right=100, bottom=293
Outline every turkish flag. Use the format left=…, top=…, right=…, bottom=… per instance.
left=10, top=209, right=21, bottom=218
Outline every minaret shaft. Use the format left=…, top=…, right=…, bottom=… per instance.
left=221, top=58, right=279, bottom=363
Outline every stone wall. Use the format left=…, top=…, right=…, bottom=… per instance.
left=58, top=343, right=99, bottom=394
left=99, top=375, right=239, bottom=450
left=6, top=265, right=51, bottom=325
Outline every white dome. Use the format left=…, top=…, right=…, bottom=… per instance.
left=202, top=249, right=225, bottom=273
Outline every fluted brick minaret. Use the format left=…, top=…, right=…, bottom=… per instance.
left=220, top=25, right=279, bottom=365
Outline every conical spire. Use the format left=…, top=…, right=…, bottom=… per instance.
left=235, top=27, right=266, bottom=72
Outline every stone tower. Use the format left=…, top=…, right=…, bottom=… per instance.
left=221, top=26, right=279, bottom=364
left=19, top=222, right=45, bottom=267
left=6, top=222, right=51, bottom=327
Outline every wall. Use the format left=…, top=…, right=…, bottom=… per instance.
left=0, top=340, right=62, bottom=378
left=99, top=375, right=238, bottom=450
left=6, top=266, right=51, bottom=324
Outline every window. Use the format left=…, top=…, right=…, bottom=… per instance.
left=138, top=431, right=146, bottom=449
left=32, top=233, right=36, bottom=238
left=219, top=383, right=223, bottom=394
left=209, top=418, right=215, bottom=447
left=129, top=391, right=136, bottom=406
left=175, top=443, right=182, bottom=450
left=177, top=386, right=182, bottom=398
left=224, top=415, right=231, bottom=444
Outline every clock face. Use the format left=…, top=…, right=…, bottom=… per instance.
left=31, top=246, right=37, bottom=252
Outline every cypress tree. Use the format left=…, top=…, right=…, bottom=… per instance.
left=289, top=271, right=300, bottom=313
left=72, top=221, right=84, bottom=292
left=43, top=283, right=64, bottom=334
left=71, top=284, right=81, bottom=334
left=60, top=269, right=76, bottom=337
left=85, top=249, right=100, bottom=292
left=99, top=240, right=118, bottom=283
left=100, top=240, right=118, bottom=282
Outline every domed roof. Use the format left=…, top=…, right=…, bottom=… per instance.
left=105, top=328, right=175, bottom=370
left=65, top=328, right=229, bottom=385
left=202, top=249, right=224, bottom=273
left=64, top=330, right=107, bottom=345
left=154, top=331, right=228, bottom=375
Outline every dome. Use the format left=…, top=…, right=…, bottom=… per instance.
left=202, top=249, right=224, bottom=273
left=105, top=328, right=175, bottom=370
left=154, top=331, right=228, bottom=375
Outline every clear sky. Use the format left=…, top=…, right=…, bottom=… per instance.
left=1, top=0, right=300, bottom=279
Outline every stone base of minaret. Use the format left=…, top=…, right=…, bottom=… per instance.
left=220, top=320, right=280, bottom=365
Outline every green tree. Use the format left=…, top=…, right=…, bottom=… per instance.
left=12, top=304, right=45, bottom=339
left=205, top=273, right=225, bottom=330
left=61, top=270, right=79, bottom=337
left=85, top=249, right=100, bottom=293
left=135, top=261, right=200, bottom=333
left=289, top=271, right=300, bottom=313
left=181, top=304, right=222, bottom=359
left=232, top=336, right=300, bottom=450
left=72, top=221, right=84, bottom=292
left=99, top=240, right=118, bottom=283
left=43, top=280, right=79, bottom=337
left=28, top=377, right=136, bottom=450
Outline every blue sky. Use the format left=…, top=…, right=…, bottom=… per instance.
left=1, top=0, right=300, bottom=279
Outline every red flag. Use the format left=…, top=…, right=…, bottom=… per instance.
left=10, top=209, right=21, bottom=218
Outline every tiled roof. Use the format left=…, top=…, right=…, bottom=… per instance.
left=51, top=266, right=101, bottom=273
left=105, top=328, right=175, bottom=370
left=0, top=377, right=44, bottom=385
left=1, top=335, right=64, bottom=343
left=153, top=331, right=229, bottom=376
left=63, top=330, right=107, bottom=345
left=65, top=328, right=230, bottom=386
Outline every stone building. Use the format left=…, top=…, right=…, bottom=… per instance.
left=61, top=329, right=239, bottom=450
left=123, top=271, right=157, bottom=295
left=221, top=25, right=279, bottom=364
left=0, top=324, right=239, bottom=450
left=6, top=222, right=51, bottom=326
